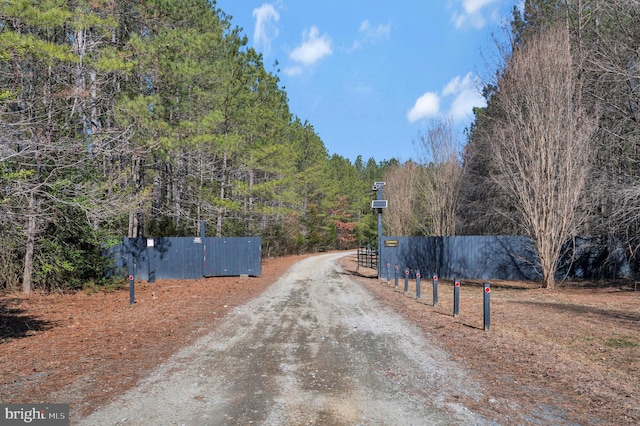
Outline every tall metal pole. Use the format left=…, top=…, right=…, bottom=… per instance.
left=377, top=185, right=383, bottom=279
left=371, top=181, right=386, bottom=279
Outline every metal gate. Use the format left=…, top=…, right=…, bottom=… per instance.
left=204, top=237, right=262, bottom=277
left=112, top=236, right=261, bottom=281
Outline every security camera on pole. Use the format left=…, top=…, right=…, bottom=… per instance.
left=371, top=181, right=387, bottom=279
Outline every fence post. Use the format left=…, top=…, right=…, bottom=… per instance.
left=483, top=283, right=491, bottom=331
left=386, top=263, right=390, bottom=284
left=404, top=269, right=409, bottom=293
left=432, top=275, right=439, bottom=306
left=416, top=270, right=421, bottom=299
left=453, top=279, right=460, bottom=317
left=394, top=265, right=399, bottom=288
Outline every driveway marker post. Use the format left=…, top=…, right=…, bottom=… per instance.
left=394, top=265, right=399, bottom=288
left=129, top=274, right=135, bottom=305
left=483, top=283, right=491, bottom=331
left=432, top=275, right=439, bottom=306
left=127, top=260, right=136, bottom=305
left=453, top=280, right=460, bottom=317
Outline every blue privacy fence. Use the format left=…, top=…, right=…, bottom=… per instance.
left=380, top=236, right=541, bottom=280
left=108, top=237, right=262, bottom=281
left=379, top=235, right=633, bottom=280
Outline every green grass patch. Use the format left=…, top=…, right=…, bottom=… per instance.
left=605, top=336, right=638, bottom=348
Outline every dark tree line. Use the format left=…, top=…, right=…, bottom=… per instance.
left=0, top=0, right=390, bottom=293
left=7, top=0, right=634, bottom=293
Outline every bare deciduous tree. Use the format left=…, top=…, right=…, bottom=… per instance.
left=414, top=118, right=463, bottom=236
left=487, top=25, right=597, bottom=289
left=383, top=161, right=420, bottom=236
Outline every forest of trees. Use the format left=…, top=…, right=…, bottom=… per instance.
left=385, top=0, right=640, bottom=289
left=2, top=0, right=639, bottom=293
left=0, top=0, right=393, bottom=293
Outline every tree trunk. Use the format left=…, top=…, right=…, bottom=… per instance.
left=174, top=154, right=183, bottom=231
left=543, top=274, right=556, bottom=290
left=216, top=151, right=227, bottom=237
left=129, top=156, right=143, bottom=237
left=540, top=251, right=556, bottom=290
left=22, top=194, right=37, bottom=295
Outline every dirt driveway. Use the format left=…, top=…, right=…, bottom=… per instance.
left=77, top=252, right=486, bottom=425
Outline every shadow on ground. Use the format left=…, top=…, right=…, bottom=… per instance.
left=0, top=300, right=58, bottom=341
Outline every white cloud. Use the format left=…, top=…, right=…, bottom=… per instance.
left=350, top=20, right=391, bottom=52
left=408, top=73, right=485, bottom=123
left=444, top=72, right=486, bottom=120
left=463, top=0, right=500, bottom=14
left=407, top=92, right=440, bottom=123
left=360, top=20, right=391, bottom=42
left=451, top=0, right=502, bottom=30
left=451, top=12, right=486, bottom=29
left=289, top=26, right=333, bottom=66
left=450, top=85, right=485, bottom=121
left=283, top=66, right=303, bottom=77
left=252, top=4, right=280, bottom=55
left=442, top=72, right=473, bottom=97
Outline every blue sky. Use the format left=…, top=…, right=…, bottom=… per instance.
left=215, top=0, right=520, bottom=163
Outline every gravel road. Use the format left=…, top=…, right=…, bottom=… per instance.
left=78, top=252, right=489, bottom=425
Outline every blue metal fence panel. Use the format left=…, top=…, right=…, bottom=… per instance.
left=119, top=237, right=203, bottom=281
left=380, top=236, right=432, bottom=279
left=122, top=238, right=149, bottom=281
left=151, top=237, right=204, bottom=279
left=439, top=236, right=540, bottom=280
left=381, top=236, right=541, bottom=281
left=104, top=244, right=127, bottom=279
left=204, top=237, right=262, bottom=277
